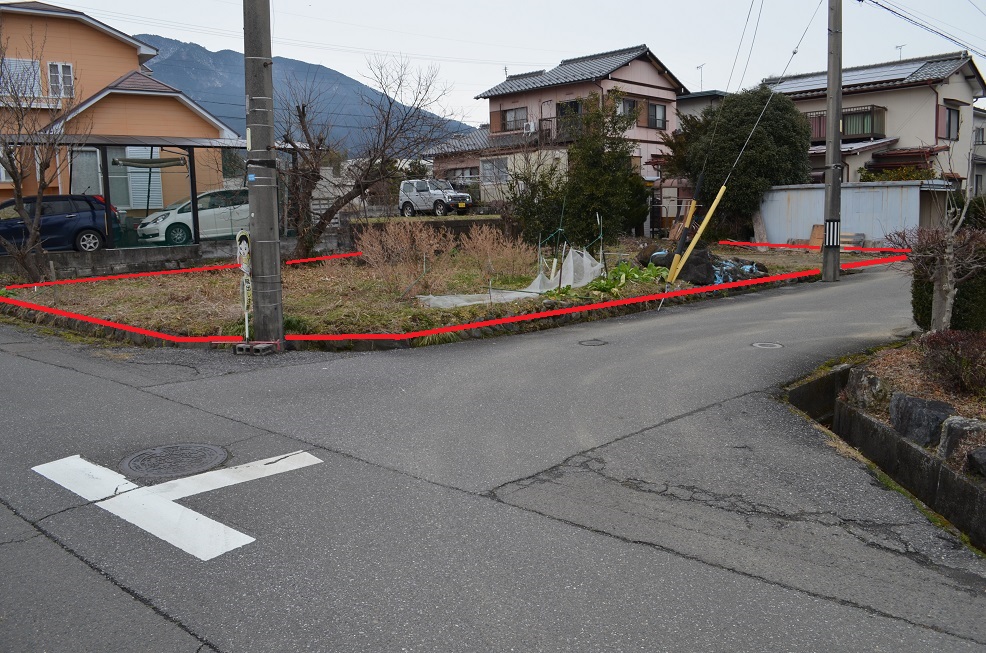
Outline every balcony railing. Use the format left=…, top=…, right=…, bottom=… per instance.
left=805, top=105, right=887, bottom=143
left=536, top=116, right=585, bottom=143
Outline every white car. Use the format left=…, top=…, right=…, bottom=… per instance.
left=137, top=189, right=249, bottom=245
left=398, top=179, right=473, bottom=217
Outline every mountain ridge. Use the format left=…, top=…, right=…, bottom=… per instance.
left=136, top=34, right=470, bottom=146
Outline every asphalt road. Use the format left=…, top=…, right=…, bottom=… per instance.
left=1, top=266, right=984, bottom=652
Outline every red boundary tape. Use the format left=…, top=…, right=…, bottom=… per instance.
left=0, top=252, right=905, bottom=345
left=718, top=240, right=911, bottom=253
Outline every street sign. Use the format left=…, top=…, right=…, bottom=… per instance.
left=33, top=451, right=322, bottom=561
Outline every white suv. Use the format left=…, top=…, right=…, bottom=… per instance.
left=399, top=179, right=472, bottom=217
left=137, top=189, right=249, bottom=245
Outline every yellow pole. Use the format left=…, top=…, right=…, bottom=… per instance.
left=668, top=185, right=727, bottom=284
left=667, top=199, right=700, bottom=281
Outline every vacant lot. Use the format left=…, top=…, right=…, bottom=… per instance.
left=2, top=229, right=885, bottom=338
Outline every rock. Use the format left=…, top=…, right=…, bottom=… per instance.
left=939, top=417, right=986, bottom=459
left=844, top=367, right=889, bottom=409
left=889, top=392, right=956, bottom=447
left=636, top=244, right=661, bottom=266
left=968, top=447, right=986, bottom=476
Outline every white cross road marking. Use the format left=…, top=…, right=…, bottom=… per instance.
left=32, top=451, right=323, bottom=561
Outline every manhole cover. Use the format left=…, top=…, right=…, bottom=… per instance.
left=752, top=342, right=784, bottom=349
left=120, top=444, right=228, bottom=479
left=579, top=339, right=608, bottom=347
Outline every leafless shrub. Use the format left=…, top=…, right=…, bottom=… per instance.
left=457, top=224, right=538, bottom=281
left=354, top=221, right=456, bottom=294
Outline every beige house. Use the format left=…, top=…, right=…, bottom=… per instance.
left=974, top=106, right=985, bottom=195
left=765, top=52, right=986, bottom=186
left=0, top=1, right=237, bottom=238
left=432, top=45, right=688, bottom=208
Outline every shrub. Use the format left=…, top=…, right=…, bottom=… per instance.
left=912, top=272, right=986, bottom=332
left=354, top=220, right=456, bottom=295
left=456, top=224, right=538, bottom=282
left=919, top=330, right=986, bottom=397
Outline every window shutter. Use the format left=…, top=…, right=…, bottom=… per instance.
left=126, top=147, right=163, bottom=210
left=937, top=105, right=948, bottom=140
left=491, top=110, right=504, bottom=133
left=637, top=103, right=648, bottom=128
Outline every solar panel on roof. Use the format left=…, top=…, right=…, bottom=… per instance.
left=843, top=61, right=922, bottom=85
left=770, top=74, right=827, bottom=93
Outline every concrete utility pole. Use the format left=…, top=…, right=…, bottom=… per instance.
left=243, top=0, right=284, bottom=343
left=822, top=0, right=843, bottom=282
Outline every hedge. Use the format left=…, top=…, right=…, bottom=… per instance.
left=912, top=271, right=986, bottom=331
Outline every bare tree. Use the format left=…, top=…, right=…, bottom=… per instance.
left=0, top=25, right=91, bottom=281
left=277, top=56, right=458, bottom=259
left=887, top=153, right=986, bottom=331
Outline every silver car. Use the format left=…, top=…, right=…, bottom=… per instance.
left=398, top=179, right=472, bottom=217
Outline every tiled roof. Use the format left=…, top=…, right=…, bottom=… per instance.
left=425, top=126, right=543, bottom=158
left=764, top=52, right=982, bottom=98
left=107, top=71, right=181, bottom=94
left=0, top=2, right=83, bottom=14
left=477, top=45, right=686, bottom=98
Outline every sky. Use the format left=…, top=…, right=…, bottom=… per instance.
left=60, top=0, right=986, bottom=125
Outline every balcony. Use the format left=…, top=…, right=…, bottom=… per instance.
left=536, top=115, right=587, bottom=144
left=805, top=105, right=887, bottom=143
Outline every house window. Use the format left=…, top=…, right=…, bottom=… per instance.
left=502, top=107, right=528, bottom=132
left=557, top=100, right=581, bottom=118
left=617, top=98, right=638, bottom=116
left=939, top=106, right=960, bottom=141
left=648, top=103, right=667, bottom=130
left=976, top=174, right=983, bottom=196
left=975, top=127, right=985, bottom=145
left=480, top=158, right=508, bottom=183
left=0, top=58, right=41, bottom=97
left=48, top=62, right=74, bottom=98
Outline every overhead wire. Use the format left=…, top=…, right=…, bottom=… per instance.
left=859, top=0, right=986, bottom=58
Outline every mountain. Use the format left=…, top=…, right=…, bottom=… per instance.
left=136, top=34, right=470, bottom=147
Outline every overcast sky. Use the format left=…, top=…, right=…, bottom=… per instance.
left=63, top=0, right=986, bottom=125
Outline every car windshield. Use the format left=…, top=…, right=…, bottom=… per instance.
left=428, top=180, right=453, bottom=191
left=164, top=197, right=190, bottom=210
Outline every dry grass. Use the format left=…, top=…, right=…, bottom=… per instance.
left=4, top=230, right=887, bottom=339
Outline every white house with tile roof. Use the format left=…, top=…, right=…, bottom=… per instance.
left=764, top=51, right=986, bottom=186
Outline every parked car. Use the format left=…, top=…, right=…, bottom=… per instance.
left=137, top=189, right=249, bottom=245
left=0, top=194, right=121, bottom=253
left=398, top=179, right=472, bottom=217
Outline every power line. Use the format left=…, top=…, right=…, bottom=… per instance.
left=859, top=0, right=986, bottom=58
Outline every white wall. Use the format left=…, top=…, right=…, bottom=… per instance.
left=760, top=181, right=950, bottom=244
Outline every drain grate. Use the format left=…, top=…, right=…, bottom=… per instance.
left=579, top=339, right=608, bottom=347
left=120, top=444, right=228, bottom=479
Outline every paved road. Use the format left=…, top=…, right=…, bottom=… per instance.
left=1, top=267, right=984, bottom=652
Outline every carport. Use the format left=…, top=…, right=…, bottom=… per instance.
left=63, top=135, right=247, bottom=247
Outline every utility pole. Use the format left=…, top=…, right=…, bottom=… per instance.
left=243, top=0, right=284, bottom=343
left=822, top=0, right=843, bottom=282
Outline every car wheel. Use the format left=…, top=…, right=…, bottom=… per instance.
left=434, top=201, right=448, bottom=217
left=401, top=202, right=415, bottom=217
left=74, top=229, right=104, bottom=252
left=165, top=223, right=192, bottom=246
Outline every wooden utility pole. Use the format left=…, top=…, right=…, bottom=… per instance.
left=243, top=0, right=284, bottom=343
left=822, top=0, right=843, bottom=282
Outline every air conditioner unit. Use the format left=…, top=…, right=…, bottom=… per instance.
left=522, top=121, right=538, bottom=134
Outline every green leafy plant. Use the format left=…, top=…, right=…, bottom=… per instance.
left=586, top=261, right=669, bottom=295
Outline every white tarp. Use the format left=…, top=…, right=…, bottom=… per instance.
left=417, top=248, right=605, bottom=308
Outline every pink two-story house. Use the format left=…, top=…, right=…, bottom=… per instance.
left=433, top=45, right=688, bottom=211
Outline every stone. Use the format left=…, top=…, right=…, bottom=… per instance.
left=889, top=392, right=956, bottom=447
left=844, top=367, right=889, bottom=409
left=968, top=447, right=986, bottom=477
left=938, top=417, right=986, bottom=460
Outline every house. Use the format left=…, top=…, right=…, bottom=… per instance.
left=974, top=106, right=985, bottom=195
left=764, top=51, right=986, bottom=186
left=431, top=45, right=687, bottom=230
left=0, top=1, right=238, bottom=240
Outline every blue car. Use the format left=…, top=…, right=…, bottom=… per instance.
left=0, top=194, right=121, bottom=253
